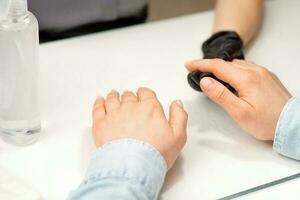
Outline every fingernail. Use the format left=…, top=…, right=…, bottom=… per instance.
left=110, top=89, right=118, bottom=93
left=95, top=96, right=105, bottom=105
left=175, top=100, right=183, bottom=108
left=201, top=78, right=214, bottom=91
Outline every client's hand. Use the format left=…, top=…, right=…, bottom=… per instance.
left=186, top=59, right=292, bottom=140
left=92, top=88, right=188, bottom=169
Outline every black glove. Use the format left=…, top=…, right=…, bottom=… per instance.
left=187, top=31, right=244, bottom=93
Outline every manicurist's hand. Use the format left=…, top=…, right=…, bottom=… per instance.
left=186, top=59, right=292, bottom=141
left=92, top=88, right=188, bottom=169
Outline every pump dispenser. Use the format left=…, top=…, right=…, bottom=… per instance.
left=0, top=0, right=40, bottom=146
left=9, top=0, right=27, bottom=16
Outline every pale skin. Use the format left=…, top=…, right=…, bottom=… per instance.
left=186, top=59, right=292, bottom=140
left=91, top=59, right=292, bottom=172
left=214, top=0, right=263, bottom=44
left=195, top=0, right=289, bottom=140
left=92, top=88, right=188, bottom=169
left=91, top=0, right=266, bottom=172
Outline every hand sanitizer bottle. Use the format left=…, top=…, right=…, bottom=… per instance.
left=0, top=0, right=41, bottom=146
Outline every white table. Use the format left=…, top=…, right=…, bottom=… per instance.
left=1, top=0, right=300, bottom=199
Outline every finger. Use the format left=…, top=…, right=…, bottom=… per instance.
left=105, top=90, right=120, bottom=112
left=169, top=100, right=188, bottom=141
left=200, top=77, right=248, bottom=117
left=229, top=60, right=249, bottom=70
left=137, top=87, right=157, bottom=101
left=185, top=59, right=243, bottom=88
left=121, top=90, right=138, bottom=103
left=232, top=59, right=258, bottom=68
left=93, top=97, right=106, bottom=123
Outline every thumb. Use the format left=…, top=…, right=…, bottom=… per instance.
left=169, top=100, right=188, bottom=141
left=200, top=77, right=244, bottom=116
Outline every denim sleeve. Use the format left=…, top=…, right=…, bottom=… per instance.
left=68, top=139, right=167, bottom=200
left=273, top=97, right=300, bottom=160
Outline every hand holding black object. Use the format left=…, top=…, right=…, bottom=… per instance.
left=187, top=31, right=244, bottom=92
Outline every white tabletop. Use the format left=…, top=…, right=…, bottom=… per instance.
left=1, top=0, right=300, bottom=199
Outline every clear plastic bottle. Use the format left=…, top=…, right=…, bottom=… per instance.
left=0, top=0, right=41, bottom=146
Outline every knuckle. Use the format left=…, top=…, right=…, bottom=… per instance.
left=138, top=87, right=151, bottom=93
left=216, top=88, right=228, bottom=103
left=210, top=58, right=226, bottom=66
left=243, top=70, right=259, bottom=84
left=122, top=91, right=133, bottom=98
left=257, top=67, right=270, bottom=76
left=138, top=88, right=157, bottom=100
left=107, top=93, right=118, bottom=100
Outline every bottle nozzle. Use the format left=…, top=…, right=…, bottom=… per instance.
left=0, top=0, right=10, bottom=21
left=0, top=0, right=27, bottom=21
left=8, top=0, right=28, bottom=17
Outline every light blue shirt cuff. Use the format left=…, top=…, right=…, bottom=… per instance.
left=273, top=97, right=300, bottom=160
left=84, top=139, right=167, bottom=199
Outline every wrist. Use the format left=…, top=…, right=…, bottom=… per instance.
left=85, top=139, right=167, bottom=199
